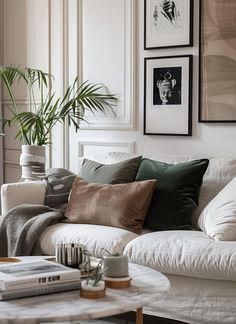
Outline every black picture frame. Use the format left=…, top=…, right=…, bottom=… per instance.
left=144, top=55, right=192, bottom=136
left=198, top=0, right=236, bottom=123
left=144, top=0, right=193, bottom=50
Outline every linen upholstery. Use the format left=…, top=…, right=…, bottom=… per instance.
left=39, top=223, right=138, bottom=257
left=1, top=181, right=46, bottom=216
left=198, top=176, right=236, bottom=241
left=124, top=230, right=236, bottom=281
left=65, top=177, right=156, bottom=234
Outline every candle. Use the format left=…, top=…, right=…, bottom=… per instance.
left=103, top=254, right=128, bottom=278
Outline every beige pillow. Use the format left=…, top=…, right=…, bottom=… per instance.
left=65, top=177, right=156, bottom=234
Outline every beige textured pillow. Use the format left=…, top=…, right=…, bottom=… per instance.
left=65, top=177, right=156, bottom=234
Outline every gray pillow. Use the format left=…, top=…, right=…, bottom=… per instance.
left=79, top=156, right=142, bottom=184
left=43, top=168, right=76, bottom=208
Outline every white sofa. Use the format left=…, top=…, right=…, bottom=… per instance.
left=1, top=154, right=236, bottom=324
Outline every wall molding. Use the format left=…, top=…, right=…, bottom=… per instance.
left=77, top=140, right=135, bottom=173
left=78, top=0, right=136, bottom=130
left=78, top=140, right=135, bottom=158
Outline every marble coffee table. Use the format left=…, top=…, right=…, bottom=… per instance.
left=0, top=261, right=170, bottom=324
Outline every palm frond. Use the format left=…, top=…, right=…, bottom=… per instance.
left=0, top=65, right=119, bottom=145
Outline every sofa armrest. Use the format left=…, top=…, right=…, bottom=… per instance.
left=1, top=181, right=46, bottom=216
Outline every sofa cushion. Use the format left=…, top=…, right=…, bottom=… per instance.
left=79, top=156, right=142, bottom=184
left=198, top=176, right=236, bottom=241
left=64, top=177, right=156, bottom=234
left=136, top=158, right=209, bottom=231
left=43, top=168, right=76, bottom=208
left=104, top=154, right=236, bottom=227
left=39, top=223, right=138, bottom=257
left=124, top=230, right=236, bottom=281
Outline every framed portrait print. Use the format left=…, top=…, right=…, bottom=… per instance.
left=144, top=55, right=192, bottom=136
left=144, top=0, right=193, bottom=49
left=199, top=0, right=236, bottom=122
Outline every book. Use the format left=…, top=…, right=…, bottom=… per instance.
left=0, top=280, right=80, bottom=300
left=0, top=259, right=80, bottom=291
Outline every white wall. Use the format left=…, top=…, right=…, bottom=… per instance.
left=1, top=0, right=236, bottom=182
left=68, top=0, right=236, bottom=174
left=0, top=0, right=3, bottom=194
left=1, top=0, right=50, bottom=182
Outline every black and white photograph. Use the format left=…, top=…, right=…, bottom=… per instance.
left=144, top=55, right=192, bottom=135
left=153, top=67, right=182, bottom=106
left=144, top=0, right=193, bottom=49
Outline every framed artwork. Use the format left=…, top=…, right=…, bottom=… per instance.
left=144, top=55, right=192, bottom=136
left=199, top=0, right=236, bottom=122
left=144, top=0, right=193, bottom=49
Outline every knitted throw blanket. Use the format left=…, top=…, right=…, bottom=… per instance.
left=0, top=168, right=76, bottom=257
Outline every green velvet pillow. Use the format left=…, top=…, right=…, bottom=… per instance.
left=136, top=158, right=209, bottom=231
left=79, top=156, right=142, bottom=184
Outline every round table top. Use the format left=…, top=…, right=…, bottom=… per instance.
left=0, top=261, right=170, bottom=324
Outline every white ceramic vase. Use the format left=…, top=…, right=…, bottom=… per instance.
left=19, top=145, right=46, bottom=180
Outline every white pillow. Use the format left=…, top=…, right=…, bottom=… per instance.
left=198, top=176, right=236, bottom=241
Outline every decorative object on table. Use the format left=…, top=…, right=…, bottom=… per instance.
left=144, top=0, right=193, bottom=49
left=80, top=259, right=106, bottom=299
left=55, top=243, right=87, bottom=269
left=0, top=281, right=80, bottom=301
left=0, top=259, right=80, bottom=290
left=102, top=250, right=131, bottom=289
left=199, top=0, right=236, bottom=122
left=102, top=251, right=128, bottom=278
left=0, top=65, right=118, bottom=180
left=144, top=55, right=192, bottom=136
left=104, top=276, right=131, bottom=289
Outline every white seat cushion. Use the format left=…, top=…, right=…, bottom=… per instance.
left=39, top=223, right=138, bottom=257
left=198, top=176, right=236, bottom=241
left=124, top=230, right=236, bottom=281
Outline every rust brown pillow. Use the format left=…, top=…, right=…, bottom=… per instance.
left=65, top=177, right=156, bottom=234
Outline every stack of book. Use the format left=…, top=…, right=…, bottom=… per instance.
left=0, top=259, right=81, bottom=300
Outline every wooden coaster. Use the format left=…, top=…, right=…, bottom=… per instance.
left=104, top=276, right=132, bottom=289
left=0, top=257, right=21, bottom=263
left=80, top=288, right=106, bottom=299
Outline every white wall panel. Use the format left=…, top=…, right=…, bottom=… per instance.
left=76, top=140, right=135, bottom=173
left=49, top=0, right=66, bottom=169
left=70, top=0, right=236, bottom=162
left=80, top=0, right=136, bottom=130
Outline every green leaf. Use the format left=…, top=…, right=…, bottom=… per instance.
left=0, top=66, right=119, bottom=145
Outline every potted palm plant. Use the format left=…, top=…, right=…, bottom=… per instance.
left=0, top=65, right=118, bottom=179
